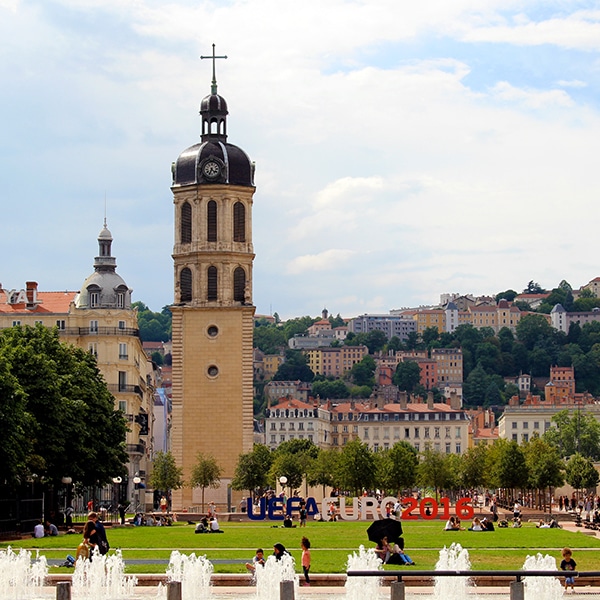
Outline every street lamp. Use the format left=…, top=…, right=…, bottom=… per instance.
left=133, top=476, right=141, bottom=512
left=61, top=476, right=73, bottom=527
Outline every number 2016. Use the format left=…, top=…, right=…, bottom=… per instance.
left=401, top=497, right=474, bottom=520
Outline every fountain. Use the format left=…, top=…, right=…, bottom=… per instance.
left=165, top=550, right=213, bottom=600
left=522, top=553, right=564, bottom=600
left=433, top=543, right=473, bottom=599
left=345, top=545, right=383, bottom=600
left=71, top=549, right=137, bottom=599
left=0, top=546, right=48, bottom=600
left=255, top=553, right=298, bottom=600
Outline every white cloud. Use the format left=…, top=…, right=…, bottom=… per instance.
left=287, top=249, right=358, bottom=275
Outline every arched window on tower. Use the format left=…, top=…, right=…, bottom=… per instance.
left=180, top=268, right=192, bottom=302
left=207, top=200, right=217, bottom=242
left=233, top=267, right=246, bottom=303
left=207, top=266, right=218, bottom=301
left=233, top=202, right=246, bottom=242
left=181, top=202, right=192, bottom=244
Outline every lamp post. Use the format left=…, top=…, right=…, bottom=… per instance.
left=279, top=476, right=288, bottom=497
left=133, top=476, right=141, bottom=512
left=61, top=476, right=73, bottom=527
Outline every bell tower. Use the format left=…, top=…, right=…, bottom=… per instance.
left=170, top=46, right=255, bottom=510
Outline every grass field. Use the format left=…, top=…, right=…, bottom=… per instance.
left=3, top=519, right=600, bottom=574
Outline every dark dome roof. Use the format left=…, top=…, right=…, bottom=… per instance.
left=200, top=93, right=228, bottom=115
left=173, top=140, right=254, bottom=187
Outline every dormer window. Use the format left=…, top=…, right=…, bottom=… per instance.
left=90, top=292, right=99, bottom=308
left=117, top=292, right=125, bottom=309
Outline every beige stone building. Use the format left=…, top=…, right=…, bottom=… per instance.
left=0, top=224, right=155, bottom=501
left=169, top=66, right=255, bottom=510
left=265, top=392, right=469, bottom=454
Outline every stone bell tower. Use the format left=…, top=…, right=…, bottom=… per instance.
left=170, top=46, right=255, bottom=510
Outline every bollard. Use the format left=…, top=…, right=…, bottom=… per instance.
left=56, top=581, right=71, bottom=600
left=280, top=579, right=295, bottom=600
left=167, top=580, right=182, bottom=600
left=510, top=580, right=524, bottom=600
left=390, top=580, right=406, bottom=600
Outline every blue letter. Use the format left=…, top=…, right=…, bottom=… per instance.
left=247, top=497, right=266, bottom=520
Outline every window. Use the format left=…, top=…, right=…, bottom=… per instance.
left=118, top=371, right=127, bottom=392
left=307, top=422, right=314, bottom=431
left=280, top=435, right=285, bottom=442
left=523, top=422, right=529, bottom=429
left=56, top=320, right=66, bottom=330
left=88, top=343, right=98, bottom=357
left=289, top=422, right=295, bottom=430
left=455, top=427, right=462, bottom=438
left=363, top=427, right=369, bottom=439
left=207, top=266, right=218, bottom=301
left=455, top=443, right=461, bottom=454
left=424, top=427, right=430, bottom=439
left=180, top=268, right=192, bottom=302
left=512, top=434, right=518, bottom=441
left=90, top=292, right=99, bottom=308
left=119, top=343, right=128, bottom=360
left=90, top=320, right=98, bottom=333
left=534, top=422, right=539, bottom=429
left=434, top=427, right=440, bottom=439
left=414, top=427, right=420, bottom=439
left=233, top=202, right=246, bottom=242
left=445, top=427, right=451, bottom=438
left=233, top=267, right=246, bottom=302
left=308, top=434, right=313, bottom=442
left=181, top=201, right=192, bottom=243
left=271, top=435, right=276, bottom=443
left=12, top=320, right=21, bottom=326
left=118, top=321, right=125, bottom=330
left=523, top=433, right=529, bottom=442
left=117, top=292, right=125, bottom=309
left=404, top=428, right=410, bottom=438
left=445, top=443, right=451, bottom=454
left=207, top=200, right=217, bottom=242
left=298, top=423, right=304, bottom=431
left=512, top=422, right=517, bottom=429
left=118, top=400, right=127, bottom=412
left=270, top=422, right=276, bottom=430
left=279, top=423, right=285, bottom=430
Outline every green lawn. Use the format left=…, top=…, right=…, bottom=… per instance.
left=3, top=520, right=600, bottom=574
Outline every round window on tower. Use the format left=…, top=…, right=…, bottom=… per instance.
left=207, top=364, right=219, bottom=378
left=207, top=325, right=219, bottom=338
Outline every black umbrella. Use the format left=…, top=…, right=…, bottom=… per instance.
left=367, top=518, right=403, bottom=545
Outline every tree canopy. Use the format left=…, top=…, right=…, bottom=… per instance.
left=0, top=325, right=129, bottom=489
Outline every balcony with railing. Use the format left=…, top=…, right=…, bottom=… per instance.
left=58, top=326, right=140, bottom=337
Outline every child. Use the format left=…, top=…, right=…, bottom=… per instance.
left=301, top=537, right=311, bottom=586
left=245, top=548, right=265, bottom=576
left=560, top=547, right=576, bottom=592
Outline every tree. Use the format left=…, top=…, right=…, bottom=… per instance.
left=336, top=439, right=376, bottom=495
left=393, top=360, right=421, bottom=392
left=307, top=449, right=340, bottom=496
left=133, top=301, right=172, bottom=342
left=311, top=379, right=349, bottom=399
left=524, top=280, right=546, bottom=294
left=0, top=354, right=30, bottom=486
left=147, top=451, right=184, bottom=508
left=377, top=442, right=418, bottom=495
left=253, top=324, right=286, bottom=354
left=487, top=439, right=528, bottom=493
left=495, top=289, right=518, bottom=302
left=462, top=363, right=489, bottom=406
left=189, top=452, right=223, bottom=513
left=565, top=453, right=599, bottom=496
left=523, top=437, right=564, bottom=510
left=231, top=444, right=273, bottom=499
left=416, top=448, right=453, bottom=500
left=270, top=439, right=318, bottom=494
left=273, top=350, right=314, bottom=382
left=460, top=445, right=489, bottom=490
left=0, top=325, right=129, bottom=491
left=516, top=314, right=554, bottom=351
left=349, top=355, right=376, bottom=388
left=543, top=409, right=600, bottom=460
left=364, top=330, right=387, bottom=354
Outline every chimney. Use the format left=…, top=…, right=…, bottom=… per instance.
left=450, top=390, right=461, bottom=410
left=26, top=281, right=40, bottom=309
left=399, top=390, right=407, bottom=410
left=427, top=391, right=434, bottom=410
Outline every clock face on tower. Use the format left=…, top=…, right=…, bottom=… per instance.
left=202, top=160, right=221, bottom=180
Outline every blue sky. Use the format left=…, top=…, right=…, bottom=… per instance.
left=1, top=0, right=599, bottom=319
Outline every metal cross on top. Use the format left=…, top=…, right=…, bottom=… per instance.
left=200, top=43, right=228, bottom=95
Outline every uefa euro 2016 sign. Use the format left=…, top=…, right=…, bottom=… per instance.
left=246, top=496, right=475, bottom=521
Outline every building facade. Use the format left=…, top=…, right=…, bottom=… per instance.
left=0, top=224, right=156, bottom=501
left=170, top=62, right=255, bottom=510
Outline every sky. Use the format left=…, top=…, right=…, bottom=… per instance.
left=1, top=1, right=599, bottom=320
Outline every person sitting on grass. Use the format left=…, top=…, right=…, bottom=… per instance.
left=469, top=517, right=483, bottom=531
left=444, top=516, right=460, bottom=531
